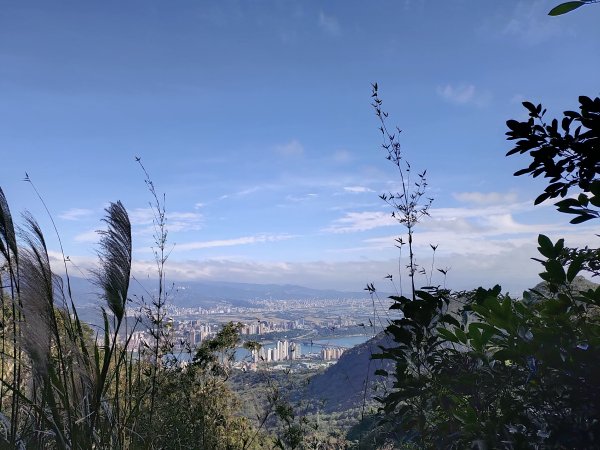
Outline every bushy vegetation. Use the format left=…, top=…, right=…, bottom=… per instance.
left=367, top=94, right=600, bottom=449
left=0, top=166, right=355, bottom=449
left=0, top=184, right=262, bottom=448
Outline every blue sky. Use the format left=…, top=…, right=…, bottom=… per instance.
left=1, top=1, right=599, bottom=294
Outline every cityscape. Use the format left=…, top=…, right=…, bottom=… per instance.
left=121, top=294, right=390, bottom=371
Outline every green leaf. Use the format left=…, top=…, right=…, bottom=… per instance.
left=441, top=313, right=461, bottom=328
left=470, top=323, right=498, bottom=346
left=549, top=1, right=584, bottom=15
left=453, top=327, right=468, bottom=345
left=590, top=180, right=600, bottom=197
left=522, top=101, right=538, bottom=115
left=554, top=238, right=564, bottom=255
left=545, top=259, right=566, bottom=283
left=589, top=195, right=600, bottom=208
left=437, top=327, right=461, bottom=344
left=555, top=198, right=581, bottom=208
left=570, top=213, right=597, bottom=224
left=537, top=234, right=555, bottom=258
left=577, top=193, right=590, bottom=206
left=388, top=324, right=413, bottom=346
left=567, top=254, right=585, bottom=283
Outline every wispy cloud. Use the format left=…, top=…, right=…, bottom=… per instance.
left=175, top=233, right=295, bottom=251
left=437, top=83, right=491, bottom=107
left=219, top=186, right=264, bottom=200
left=284, top=193, right=318, bottom=203
left=430, top=201, right=536, bottom=220
left=130, top=257, right=400, bottom=292
left=324, top=211, right=395, bottom=233
left=354, top=197, right=577, bottom=258
left=453, top=191, right=518, bottom=205
left=129, top=208, right=203, bottom=233
left=59, top=208, right=94, bottom=221
left=51, top=237, right=595, bottom=295
left=73, top=229, right=101, bottom=243
left=344, top=186, right=374, bottom=194
left=275, top=139, right=304, bottom=157
left=318, top=11, right=341, bottom=36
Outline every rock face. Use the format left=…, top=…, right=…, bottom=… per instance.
left=305, top=331, right=395, bottom=413
left=528, top=275, right=599, bottom=302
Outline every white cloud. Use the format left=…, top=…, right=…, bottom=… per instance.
left=43, top=247, right=573, bottom=297
left=344, top=186, right=375, bottom=194
left=363, top=232, right=534, bottom=257
left=356, top=208, right=577, bottom=259
left=219, top=186, right=263, bottom=200
left=194, top=202, right=205, bottom=209
left=129, top=208, right=203, bottom=233
left=74, top=229, right=101, bottom=243
left=430, top=202, right=531, bottom=220
left=324, top=202, right=526, bottom=235
left=49, top=224, right=600, bottom=297
left=327, top=195, right=591, bottom=263
left=453, top=191, right=518, bottom=205
left=324, top=211, right=396, bottom=233
left=275, top=139, right=304, bottom=157
left=284, top=193, right=318, bottom=203
left=124, top=250, right=560, bottom=295
left=129, top=257, right=399, bottom=292
left=42, top=246, right=571, bottom=295
left=169, top=212, right=204, bottom=232
left=175, top=234, right=295, bottom=251
left=59, top=208, right=94, bottom=221
left=128, top=208, right=155, bottom=225
left=325, top=196, right=560, bottom=237
left=318, top=11, right=341, bottom=36
left=437, top=83, right=491, bottom=107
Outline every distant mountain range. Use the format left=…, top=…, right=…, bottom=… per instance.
left=169, top=280, right=372, bottom=307
left=65, top=276, right=372, bottom=309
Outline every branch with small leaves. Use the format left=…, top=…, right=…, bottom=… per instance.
left=372, top=83, right=433, bottom=299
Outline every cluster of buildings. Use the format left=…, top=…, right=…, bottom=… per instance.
left=125, top=319, right=216, bottom=351
left=240, top=319, right=304, bottom=335
left=321, top=347, right=345, bottom=361
left=249, top=340, right=347, bottom=364
left=123, top=319, right=348, bottom=365
left=124, top=318, right=306, bottom=352
left=251, top=340, right=302, bottom=362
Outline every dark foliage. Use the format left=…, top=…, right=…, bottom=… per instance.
left=506, top=96, right=600, bottom=223
left=373, top=92, right=600, bottom=448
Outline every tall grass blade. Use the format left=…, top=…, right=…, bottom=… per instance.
left=0, top=187, right=18, bottom=262
left=94, top=201, right=132, bottom=324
